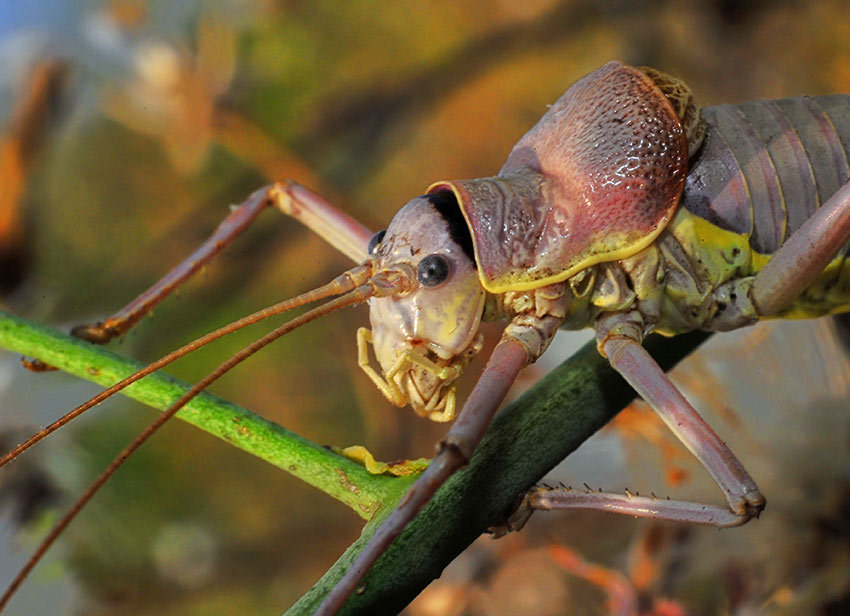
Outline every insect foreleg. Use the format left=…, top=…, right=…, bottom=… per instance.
left=315, top=335, right=531, bottom=615
left=751, top=179, right=850, bottom=316
left=72, top=181, right=372, bottom=344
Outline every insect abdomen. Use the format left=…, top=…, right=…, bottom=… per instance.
left=681, top=95, right=850, bottom=255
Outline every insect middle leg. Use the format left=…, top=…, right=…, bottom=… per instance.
left=71, top=181, right=373, bottom=343
left=504, top=325, right=763, bottom=531
left=515, top=181, right=850, bottom=530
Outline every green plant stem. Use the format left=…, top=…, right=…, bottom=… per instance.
left=0, top=311, right=710, bottom=615
left=0, top=310, right=414, bottom=518
left=287, top=330, right=711, bottom=615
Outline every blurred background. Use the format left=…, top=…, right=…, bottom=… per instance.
left=0, top=0, right=849, bottom=614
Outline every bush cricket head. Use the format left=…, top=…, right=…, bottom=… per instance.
left=360, top=192, right=486, bottom=422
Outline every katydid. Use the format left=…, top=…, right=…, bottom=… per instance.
left=1, top=61, right=849, bottom=614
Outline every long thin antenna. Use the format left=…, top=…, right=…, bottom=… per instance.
left=0, top=263, right=371, bottom=469
left=0, top=283, right=376, bottom=612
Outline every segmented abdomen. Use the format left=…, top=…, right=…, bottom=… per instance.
left=681, top=95, right=850, bottom=255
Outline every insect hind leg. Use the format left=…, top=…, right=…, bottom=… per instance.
left=752, top=179, right=850, bottom=316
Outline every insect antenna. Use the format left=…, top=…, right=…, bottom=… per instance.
left=0, top=262, right=372, bottom=468
left=0, top=280, right=381, bottom=612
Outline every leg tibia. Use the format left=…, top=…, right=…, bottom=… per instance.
left=525, top=485, right=752, bottom=528
left=602, top=334, right=765, bottom=520
left=73, top=182, right=375, bottom=344
left=72, top=185, right=278, bottom=343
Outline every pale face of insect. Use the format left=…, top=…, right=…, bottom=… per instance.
left=364, top=195, right=485, bottom=421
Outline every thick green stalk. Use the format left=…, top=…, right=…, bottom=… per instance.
left=0, top=311, right=414, bottom=518
left=287, top=331, right=711, bottom=615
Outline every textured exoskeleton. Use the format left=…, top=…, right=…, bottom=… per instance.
left=3, top=61, right=849, bottom=615
left=361, top=62, right=691, bottom=421
left=317, top=60, right=850, bottom=613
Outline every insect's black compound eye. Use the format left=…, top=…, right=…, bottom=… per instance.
left=417, top=254, right=451, bottom=287
left=368, top=230, right=386, bottom=256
